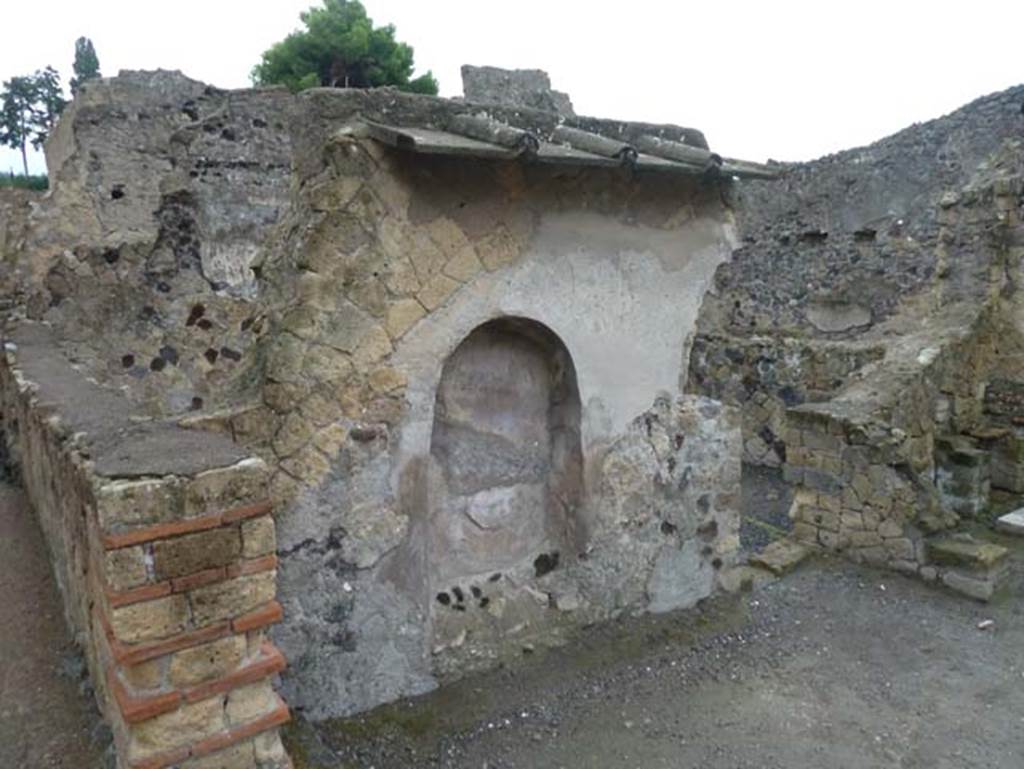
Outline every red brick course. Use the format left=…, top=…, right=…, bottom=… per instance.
left=102, top=500, right=273, bottom=550
left=109, top=641, right=286, bottom=723
left=105, top=554, right=278, bottom=608
left=125, top=697, right=290, bottom=769
left=232, top=601, right=284, bottom=633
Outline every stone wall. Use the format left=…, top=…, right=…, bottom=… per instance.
left=0, top=69, right=751, bottom=736
left=258, top=123, right=744, bottom=716
left=0, top=323, right=290, bottom=769
left=17, top=71, right=296, bottom=418
left=461, top=65, right=575, bottom=117
left=729, top=132, right=1024, bottom=597
left=0, top=188, right=42, bottom=308
left=690, top=86, right=1024, bottom=468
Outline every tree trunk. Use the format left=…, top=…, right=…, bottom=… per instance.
left=19, top=141, right=27, bottom=177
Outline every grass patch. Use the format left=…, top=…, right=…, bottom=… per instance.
left=0, top=173, right=48, bottom=191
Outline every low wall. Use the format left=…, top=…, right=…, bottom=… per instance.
left=0, top=322, right=291, bottom=769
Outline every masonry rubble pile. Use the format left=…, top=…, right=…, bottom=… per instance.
left=0, top=65, right=1021, bottom=769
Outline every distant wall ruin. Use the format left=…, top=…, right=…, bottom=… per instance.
left=689, top=85, right=1024, bottom=593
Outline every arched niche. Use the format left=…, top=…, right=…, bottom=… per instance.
left=427, top=317, right=583, bottom=583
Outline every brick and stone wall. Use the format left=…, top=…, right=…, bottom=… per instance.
left=2, top=69, right=753, bottom=741
left=257, top=121, right=745, bottom=717
left=0, top=322, right=290, bottom=769
left=777, top=167, right=1024, bottom=595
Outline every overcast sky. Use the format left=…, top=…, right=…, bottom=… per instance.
left=2, top=0, right=1022, bottom=175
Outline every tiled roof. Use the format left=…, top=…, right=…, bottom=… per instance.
left=363, top=113, right=777, bottom=180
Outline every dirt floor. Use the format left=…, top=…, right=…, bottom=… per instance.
left=0, top=482, right=110, bottom=769
left=284, top=471, right=1024, bottom=768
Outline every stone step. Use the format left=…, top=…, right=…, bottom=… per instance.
left=926, top=535, right=1009, bottom=571
left=925, top=534, right=1010, bottom=602
left=995, top=509, right=1024, bottom=536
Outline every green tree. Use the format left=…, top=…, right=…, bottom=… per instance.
left=252, top=0, right=438, bottom=94
left=70, top=37, right=101, bottom=96
left=0, top=68, right=67, bottom=175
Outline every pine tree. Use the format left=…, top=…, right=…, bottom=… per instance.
left=70, top=37, right=101, bottom=96
left=252, top=0, right=437, bottom=94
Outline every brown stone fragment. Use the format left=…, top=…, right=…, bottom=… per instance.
left=240, top=516, right=276, bottom=558
left=153, top=527, right=241, bottom=580
left=188, top=571, right=277, bottom=626
left=169, top=635, right=247, bottom=688
left=104, top=546, right=148, bottom=591
left=110, top=595, right=189, bottom=643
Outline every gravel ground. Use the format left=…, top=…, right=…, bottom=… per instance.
left=3, top=470, right=1022, bottom=769
left=0, top=483, right=111, bottom=769
left=286, top=544, right=1024, bottom=769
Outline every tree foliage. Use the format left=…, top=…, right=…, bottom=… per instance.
left=70, top=37, right=101, bottom=96
left=252, top=0, right=438, bottom=95
left=0, top=68, right=67, bottom=175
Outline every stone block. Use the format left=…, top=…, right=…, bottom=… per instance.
left=96, top=477, right=183, bottom=531
left=226, top=680, right=277, bottom=726
left=848, top=530, right=883, bottom=548
left=935, top=440, right=991, bottom=515
left=181, top=742, right=256, bottom=769
left=802, top=468, right=843, bottom=494
left=185, top=459, right=269, bottom=517
left=989, top=435, right=1024, bottom=493
left=803, top=429, right=841, bottom=453
left=855, top=546, right=888, bottom=564
left=646, top=541, right=713, bottom=613
left=443, top=245, right=483, bottom=282
left=128, top=696, right=226, bottom=760
left=817, top=493, right=841, bottom=513
left=384, top=298, right=426, bottom=340
left=416, top=272, right=460, bottom=311
left=254, top=730, right=288, bottom=763
left=818, top=529, right=842, bottom=550
left=878, top=518, right=904, bottom=539
left=169, top=635, right=247, bottom=688
left=884, top=538, right=915, bottom=561
left=810, top=508, right=840, bottom=533
left=941, top=570, right=996, bottom=601
left=368, top=366, right=407, bottom=394
left=792, top=522, right=818, bottom=543
left=241, top=516, right=277, bottom=558
left=839, top=512, right=865, bottom=531
left=122, top=659, right=165, bottom=691
left=995, top=509, right=1024, bottom=536
left=153, top=528, right=241, bottom=580
left=104, top=546, right=148, bottom=591
left=926, top=536, right=1008, bottom=571
left=749, top=539, right=810, bottom=575
left=351, top=324, right=393, bottom=368
left=110, top=595, right=189, bottom=643
left=189, top=571, right=277, bottom=626
left=476, top=226, right=520, bottom=271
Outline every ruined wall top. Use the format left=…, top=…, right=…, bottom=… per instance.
left=461, top=65, right=575, bottom=117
